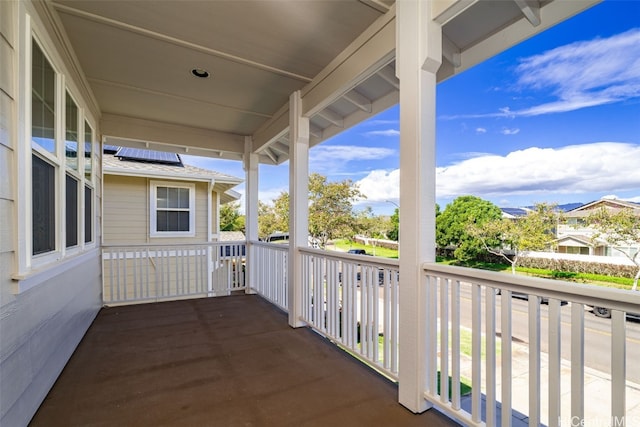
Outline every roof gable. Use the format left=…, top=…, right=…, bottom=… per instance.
left=568, top=198, right=640, bottom=214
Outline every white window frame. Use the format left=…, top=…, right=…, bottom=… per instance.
left=16, top=17, right=100, bottom=278
left=64, top=90, right=82, bottom=252
left=82, top=120, right=96, bottom=247
left=150, top=181, right=196, bottom=238
left=29, top=34, right=63, bottom=268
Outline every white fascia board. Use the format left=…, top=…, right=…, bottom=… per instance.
left=101, top=113, right=245, bottom=155
left=103, top=168, right=214, bottom=183
left=438, top=0, right=601, bottom=82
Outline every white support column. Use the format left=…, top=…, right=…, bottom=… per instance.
left=244, top=136, right=259, bottom=294
left=396, top=0, right=442, bottom=413
left=288, top=91, right=309, bottom=328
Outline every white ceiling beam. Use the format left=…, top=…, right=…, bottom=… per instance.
left=343, top=89, right=373, bottom=113
left=317, top=108, right=344, bottom=128
left=432, top=0, right=479, bottom=25
left=437, top=0, right=601, bottom=82
left=514, top=0, right=541, bottom=27
left=270, top=141, right=290, bottom=155
left=301, top=6, right=396, bottom=116
left=101, top=113, right=245, bottom=155
left=376, top=65, right=400, bottom=90
left=263, top=148, right=278, bottom=163
left=252, top=5, right=396, bottom=153
left=358, top=0, right=392, bottom=14
left=442, top=34, right=461, bottom=69
left=310, top=124, right=323, bottom=139
left=318, top=90, right=398, bottom=147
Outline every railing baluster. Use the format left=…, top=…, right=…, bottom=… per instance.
left=528, top=296, right=541, bottom=426
left=548, top=298, right=562, bottom=427
left=471, top=283, right=482, bottom=423
left=571, top=302, right=585, bottom=422
left=501, top=290, right=513, bottom=427
left=440, top=277, right=449, bottom=404
left=611, top=309, right=626, bottom=422
left=451, top=279, right=461, bottom=411
left=486, top=287, right=496, bottom=427
left=115, top=249, right=121, bottom=302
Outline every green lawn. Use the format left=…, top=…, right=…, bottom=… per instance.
left=332, top=239, right=398, bottom=258
left=438, top=257, right=636, bottom=290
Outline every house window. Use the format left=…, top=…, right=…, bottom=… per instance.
left=66, top=174, right=78, bottom=247
left=84, top=121, right=93, bottom=180
left=28, top=37, right=98, bottom=271
left=85, top=186, right=93, bottom=243
left=150, top=182, right=196, bottom=237
left=65, top=92, right=79, bottom=171
left=31, top=40, right=56, bottom=154
left=32, top=155, right=56, bottom=255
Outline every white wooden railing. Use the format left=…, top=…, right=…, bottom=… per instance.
left=299, top=248, right=400, bottom=380
left=422, top=263, right=640, bottom=427
left=249, top=241, right=289, bottom=311
left=102, top=239, right=639, bottom=425
left=102, top=242, right=246, bottom=305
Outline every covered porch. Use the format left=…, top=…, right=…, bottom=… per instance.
left=5, top=1, right=639, bottom=426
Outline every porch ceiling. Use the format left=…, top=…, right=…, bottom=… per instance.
left=47, top=0, right=600, bottom=164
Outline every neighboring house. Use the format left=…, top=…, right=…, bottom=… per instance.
left=103, top=146, right=242, bottom=244
left=500, top=207, right=530, bottom=219
left=556, top=198, right=640, bottom=258
left=102, top=147, right=243, bottom=300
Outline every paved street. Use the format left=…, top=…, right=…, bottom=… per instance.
left=455, top=285, right=640, bottom=425
left=458, top=285, right=640, bottom=384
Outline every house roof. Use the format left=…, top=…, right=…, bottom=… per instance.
left=555, top=234, right=594, bottom=246
left=219, top=231, right=246, bottom=242
left=500, top=207, right=530, bottom=218
left=103, top=150, right=243, bottom=204
left=565, top=198, right=640, bottom=217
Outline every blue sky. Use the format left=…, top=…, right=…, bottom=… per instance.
left=184, top=0, right=640, bottom=216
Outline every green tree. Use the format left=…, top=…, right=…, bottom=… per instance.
left=256, top=175, right=362, bottom=247
left=356, top=207, right=391, bottom=255
left=468, top=203, right=560, bottom=274
left=388, top=208, right=399, bottom=241
left=585, top=207, right=640, bottom=290
left=309, top=173, right=363, bottom=248
left=258, top=198, right=287, bottom=240
left=436, top=196, right=502, bottom=262
left=219, top=202, right=244, bottom=232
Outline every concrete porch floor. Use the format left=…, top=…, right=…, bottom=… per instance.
left=30, top=294, right=458, bottom=427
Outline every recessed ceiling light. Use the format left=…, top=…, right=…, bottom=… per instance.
left=191, top=68, right=210, bottom=78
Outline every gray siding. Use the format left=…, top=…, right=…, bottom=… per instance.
left=0, top=3, right=102, bottom=426
left=104, top=175, right=210, bottom=245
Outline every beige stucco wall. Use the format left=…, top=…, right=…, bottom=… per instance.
left=103, top=174, right=211, bottom=244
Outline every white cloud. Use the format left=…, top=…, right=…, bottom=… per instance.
left=436, top=142, right=640, bottom=198
left=441, top=29, right=640, bottom=120
left=365, top=119, right=399, bottom=126
left=355, top=169, right=399, bottom=203
left=365, top=129, right=400, bottom=137
left=309, top=145, right=395, bottom=174
left=501, top=128, right=520, bottom=135
left=515, top=29, right=640, bottom=115
left=310, top=145, right=394, bottom=163
left=476, top=127, right=487, bottom=134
